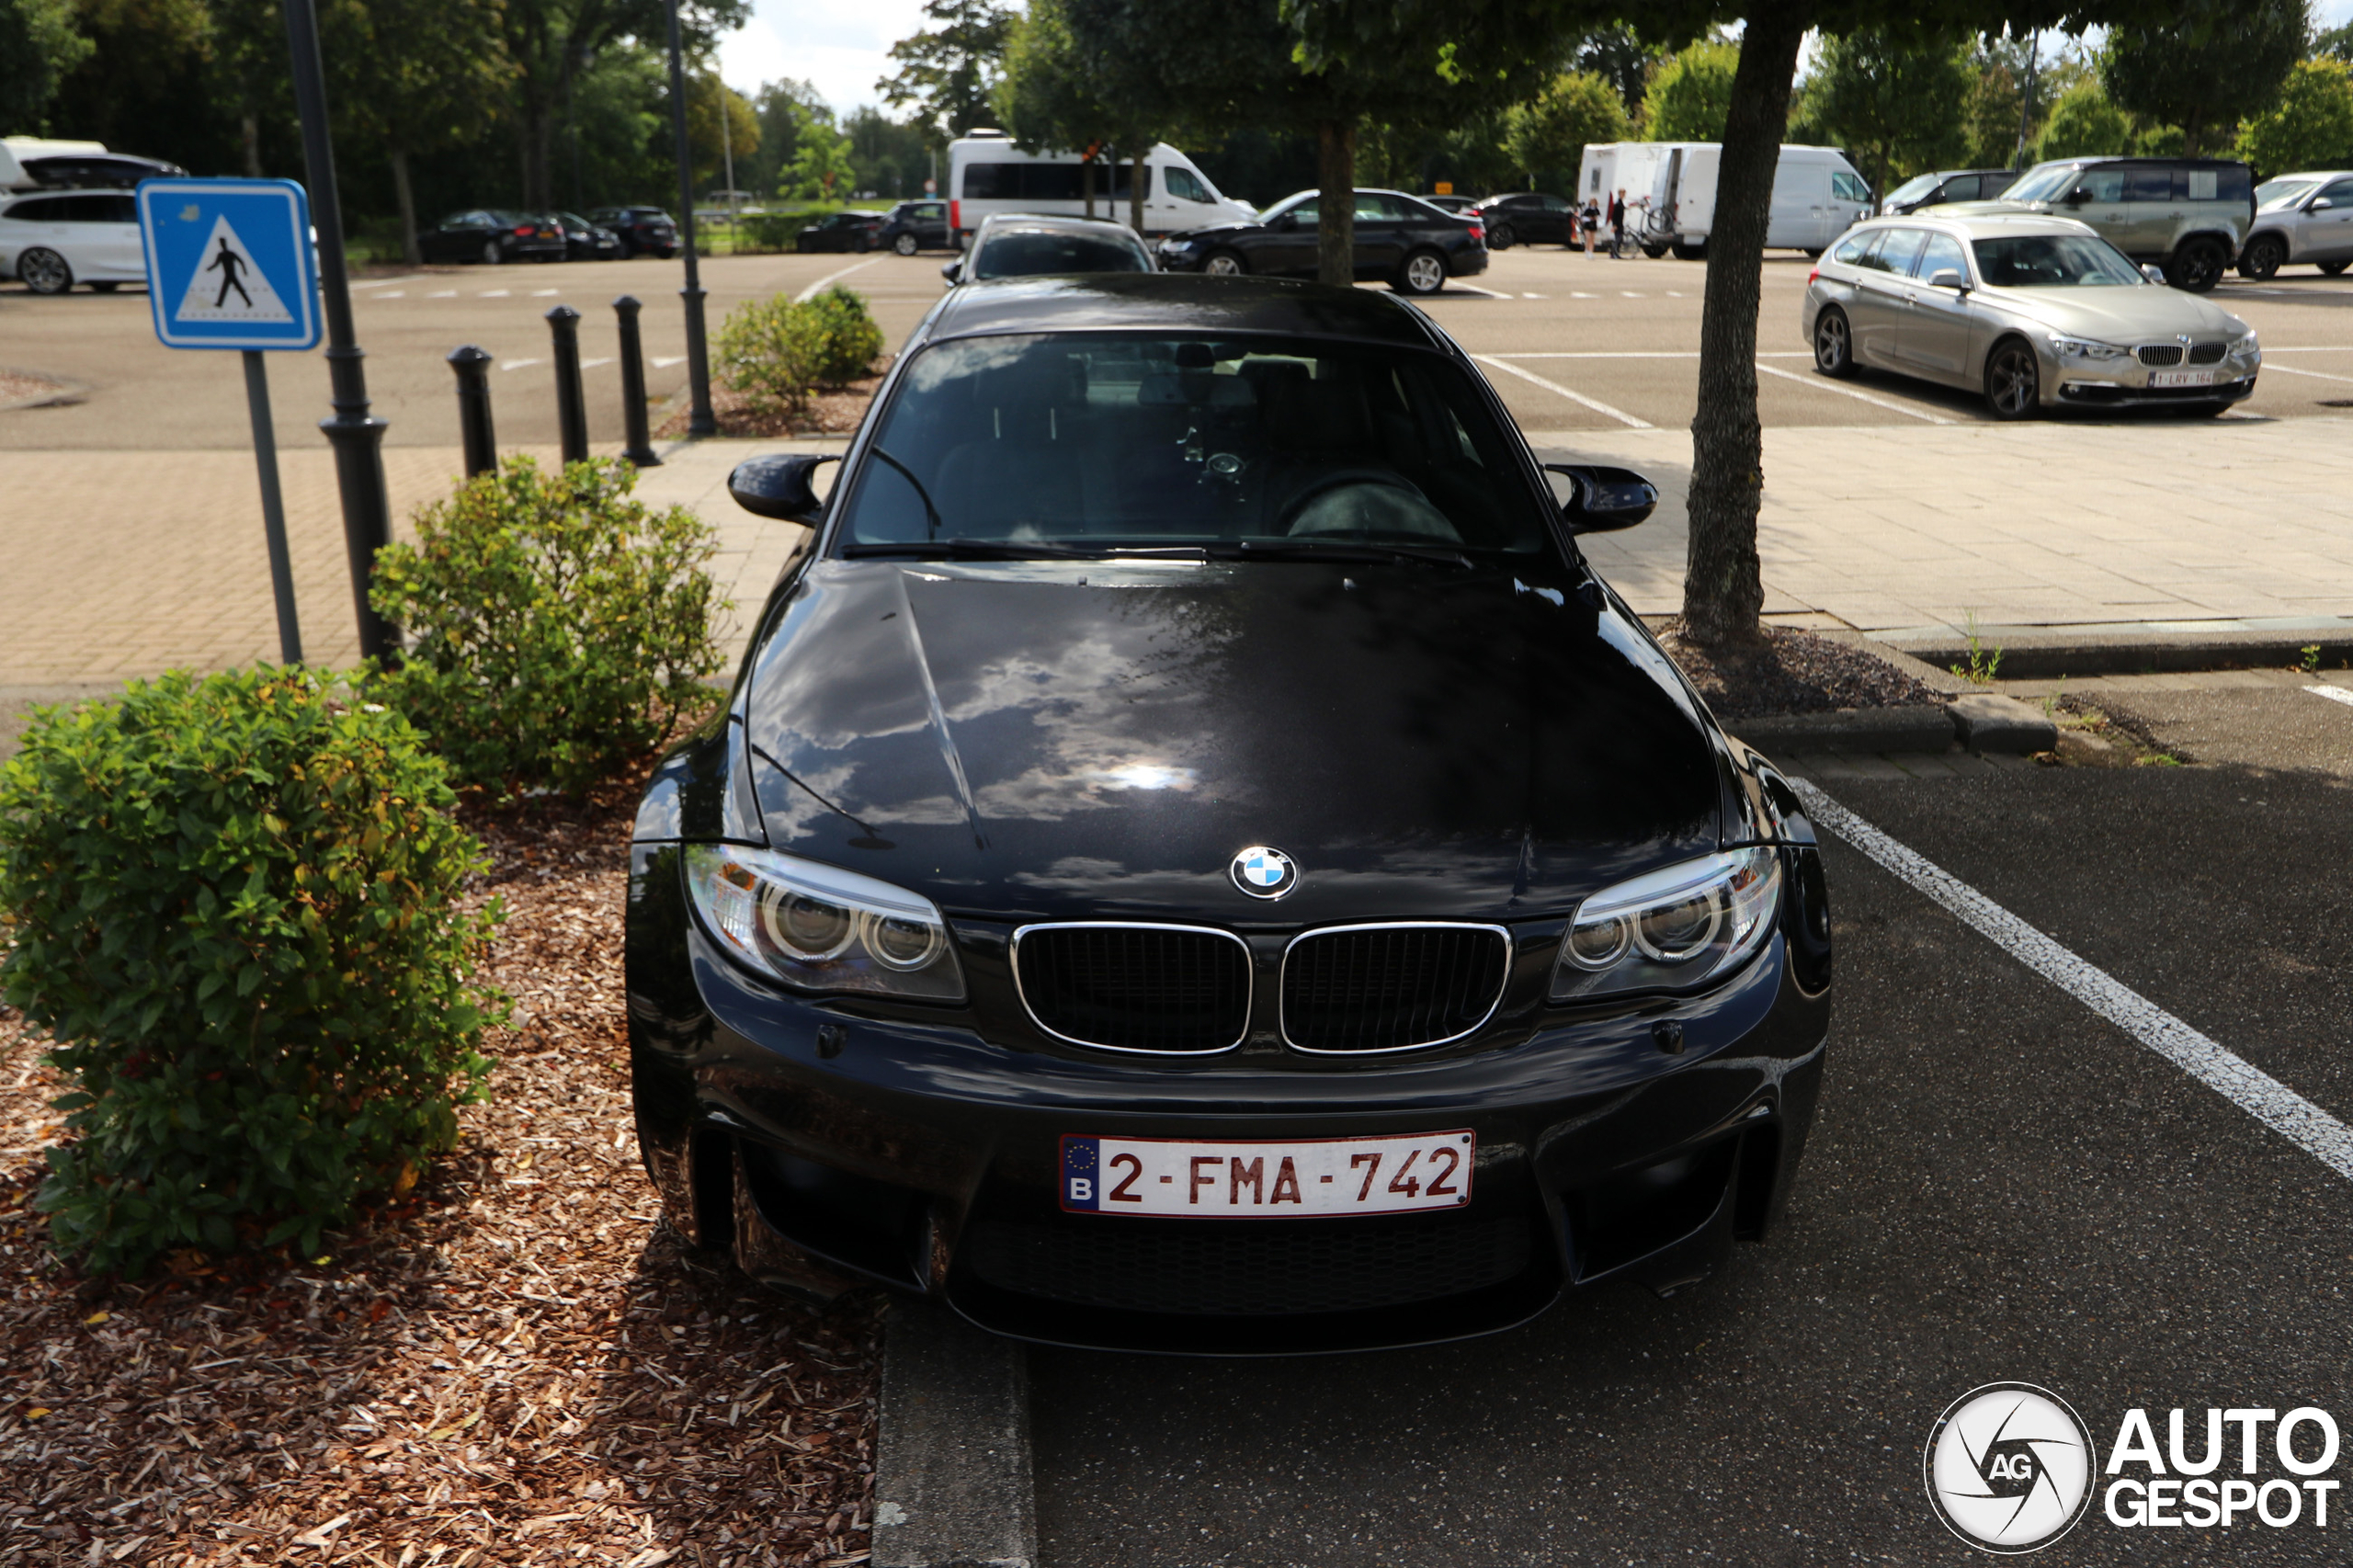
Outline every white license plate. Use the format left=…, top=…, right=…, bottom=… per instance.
left=2148, top=369, right=2218, bottom=388
left=1060, top=1131, right=1473, bottom=1218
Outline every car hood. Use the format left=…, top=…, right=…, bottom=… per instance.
left=739, top=558, right=1724, bottom=923
left=1980, top=284, right=2246, bottom=341
left=1165, top=221, right=1259, bottom=244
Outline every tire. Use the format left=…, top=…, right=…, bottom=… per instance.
left=1202, top=248, right=1247, bottom=278
left=1813, top=307, right=1855, bottom=379
left=481, top=238, right=504, bottom=265
left=2237, top=233, right=2287, bottom=281
left=1671, top=241, right=1708, bottom=262
left=1487, top=222, right=1516, bottom=250
left=17, top=247, right=71, bottom=295
left=1395, top=248, right=1447, bottom=296
left=89, top=280, right=120, bottom=293
left=1984, top=337, right=2041, bottom=420
left=2321, top=260, right=2348, bottom=277
left=1642, top=244, right=1668, bottom=258
left=2163, top=235, right=2226, bottom=293
left=894, top=232, right=918, bottom=256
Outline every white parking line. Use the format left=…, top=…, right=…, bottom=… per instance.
left=531, top=288, right=561, bottom=297
left=1792, top=779, right=2353, bottom=1184
left=428, top=290, right=457, bottom=298
left=794, top=258, right=881, bottom=303
left=481, top=290, right=511, bottom=298
left=580, top=357, right=614, bottom=369
left=1472, top=354, right=1654, bottom=429
left=1520, top=291, right=1547, bottom=299
left=1447, top=281, right=1515, bottom=299
left=1620, top=290, right=1645, bottom=297
left=1756, top=360, right=1953, bottom=424
left=2306, top=684, right=2353, bottom=709
left=2261, top=362, right=2353, bottom=385
left=375, top=290, right=404, bottom=299
left=1570, top=291, right=1598, bottom=299
left=499, top=358, right=542, bottom=371
left=350, top=274, right=426, bottom=288
left=652, top=356, right=687, bottom=369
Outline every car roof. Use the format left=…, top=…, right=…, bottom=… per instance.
left=1850, top=212, right=2099, bottom=240
left=926, top=273, right=1443, bottom=349
left=974, top=212, right=1143, bottom=237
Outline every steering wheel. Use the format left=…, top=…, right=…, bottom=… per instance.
left=1275, top=469, right=1431, bottom=534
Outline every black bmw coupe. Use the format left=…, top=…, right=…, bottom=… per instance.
left=625, top=273, right=1832, bottom=1354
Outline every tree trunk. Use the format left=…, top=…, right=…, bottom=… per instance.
left=241, top=111, right=261, bottom=178
left=1680, top=0, right=1812, bottom=649
left=390, top=147, right=422, bottom=267
left=1131, top=148, right=1145, bottom=234
left=1315, top=117, right=1355, bottom=288
left=1083, top=157, right=1095, bottom=220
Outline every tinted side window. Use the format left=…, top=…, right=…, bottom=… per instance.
left=2078, top=169, right=2127, bottom=203
left=1832, top=170, right=1872, bottom=202
left=961, top=163, right=1008, bottom=199
left=1874, top=228, right=1929, bottom=275
left=1164, top=167, right=1211, bottom=203
left=1945, top=176, right=1982, bottom=200
left=2321, top=179, right=2353, bottom=204
left=1831, top=230, right=1876, bottom=265
left=2124, top=169, right=2173, bottom=202
left=6, top=198, right=62, bottom=222
left=1913, top=233, right=1970, bottom=281
left=2218, top=166, right=2251, bottom=204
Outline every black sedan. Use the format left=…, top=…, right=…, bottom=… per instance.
left=795, top=210, right=887, bottom=253
left=590, top=205, right=679, bottom=258
left=877, top=198, right=952, bottom=255
left=415, top=210, right=567, bottom=265
left=1472, top=191, right=1581, bottom=248
left=624, top=273, right=1831, bottom=1355
left=552, top=210, right=623, bottom=260
left=1157, top=187, right=1488, bottom=295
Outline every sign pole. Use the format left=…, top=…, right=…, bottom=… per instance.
left=664, top=0, right=717, bottom=438
left=240, top=350, right=304, bottom=665
left=280, top=0, right=399, bottom=662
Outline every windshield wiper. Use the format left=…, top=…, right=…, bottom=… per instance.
left=870, top=448, right=944, bottom=538
left=1208, top=540, right=1477, bottom=570
left=842, top=540, right=1211, bottom=562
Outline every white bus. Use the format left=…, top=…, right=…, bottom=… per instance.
left=947, top=131, right=1255, bottom=243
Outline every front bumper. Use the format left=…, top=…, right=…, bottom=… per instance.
left=626, top=842, right=1831, bottom=1353
left=2052, top=369, right=2257, bottom=408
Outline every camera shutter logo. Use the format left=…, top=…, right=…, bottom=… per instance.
left=1924, top=1383, right=2097, bottom=1553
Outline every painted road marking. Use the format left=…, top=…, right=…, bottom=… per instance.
left=1521, top=291, right=1547, bottom=299
left=499, top=358, right=542, bottom=371
left=794, top=258, right=881, bottom=303
left=580, top=357, right=614, bottom=369
left=429, top=290, right=457, bottom=298
left=531, top=288, right=560, bottom=297
left=652, top=356, right=686, bottom=368
left=1793, top=779, right=2353, bottom=1184
left=1571, top=290, right=1598, bottom=298
left=1756, top=359, right=1953, bottom=424
left=480, top=290, right=511, bottom=298
left=2306, top=684, right=2353, bottom=709
left=2262, top=363, right=2353, bottom=385
left=1620, top=290, right=1645, bottom=297
left=1447, top=282, right=1514, bottom=300
left=376, top=290, right=404, bottom=299
left=1473, top=354, right=1653, bottom=429
left=349, top=274, right=426, bottom=288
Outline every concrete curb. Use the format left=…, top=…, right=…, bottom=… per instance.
left=1881, top=627, right=2353, bottom=680
left=1733, top=694, right=2055, bottom=756
left=871, top=1301, right=1036, bottom=1568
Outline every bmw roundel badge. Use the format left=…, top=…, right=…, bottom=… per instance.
left=1231, top=845, right=1297, bottom=899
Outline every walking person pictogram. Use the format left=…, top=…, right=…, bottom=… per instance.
left=205, top=235, right=252, bottom=309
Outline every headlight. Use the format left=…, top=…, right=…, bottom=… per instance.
left=1551, top=846, right=1782, bottom=1002
left=684, top=844, right=965, bottom=1001
left=2050, top=336, right=2129, bottom=362
left=2231, top=330, right=2260, bottom=361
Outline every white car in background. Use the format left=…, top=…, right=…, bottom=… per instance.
left=2236, top=171, right=2353, bottom=279
left=0, top=188, right=145, bottom=294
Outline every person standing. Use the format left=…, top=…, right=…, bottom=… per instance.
left=1581, top=197, right=1598, bottom=255
left=1608, top=189, right=1627, bottom=258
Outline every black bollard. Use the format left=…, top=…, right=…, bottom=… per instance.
left=546, top=304, right=588, bottom=464
left=446, top=345, right=497, bottom=479
left=614, top=294, right=662, bottom=468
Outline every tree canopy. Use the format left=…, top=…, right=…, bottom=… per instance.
left=2035, top=75, right=2133, bottom=159
left=879, top=0, right=1016, bottom=141
left=1505, top=71, right=1631, bottom=189
left=2233, top=55, right=2353, bottom=177
left=0, top=0, right=91, bottom=133
left=2100, top=0, right=2308, bottom=156
left=1643, top=39, right=1740, bottom=141
left=1803, top=28, right=1972, bottom=195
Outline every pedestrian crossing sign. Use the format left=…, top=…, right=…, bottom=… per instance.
left=136, top=178, right=320, bottom=350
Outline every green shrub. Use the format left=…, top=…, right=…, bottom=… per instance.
left=713, top=284, right=885, bottom=414
left=367, top=456, right=723, bottom=797
left=0, top=668, right=503, bottom=1276
left=739, top=211, right=805, bottom=253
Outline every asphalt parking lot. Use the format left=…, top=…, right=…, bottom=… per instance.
left=6, top=244, right=2351, bottom=452
left=1026, top=682, right=2353, bottom=1566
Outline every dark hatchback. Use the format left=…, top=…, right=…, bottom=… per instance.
left=1880, top=168, right=2020, bottom=216
left=796, top=210, right=887, bottom=253
left=552, top=210, right=624, bottom=260
left=416, top=209, right=567, bottom=265
left=878, top=199, right=952, bottom=255
left=1157, top=188, right=1487, bottom=296
left=591, top=205, right=679, bottom=258
left=625, top=274, right=1831, bottom=1355
left=1472, top=191, right=1581, bottom=248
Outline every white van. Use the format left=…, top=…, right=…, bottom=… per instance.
left=1634, top=144, right=1873, bottom=256
left=1577, top=142, right=1697, bottom=214
left=947, top=131, right=1255, bottom=242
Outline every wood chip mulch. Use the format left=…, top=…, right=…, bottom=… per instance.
left=660, top=368, right=888, bottom=441
left=0, top=369, right=74, bottom=409
left=0, top=790, right=881, bottom=1567
left=1654, top=618, right=1942, bottom=722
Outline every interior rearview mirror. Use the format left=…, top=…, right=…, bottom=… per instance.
left=728, top=453, right=839, bottom=524
left=1928, top=267, right=1968, bottom=291
left=1543, top=462, right=1658, bottom=535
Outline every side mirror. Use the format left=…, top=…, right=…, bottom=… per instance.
left=940, top=260, right=961, bottom=283
left=2313, top=198, right=2336, bottom=211
left=1269, top=212, right=1295, bottom=232
left=728, top=453, right=839, bottom=523
left=1544, top=462, right=1658, bottom=535
left=2142, top=263, right=2167, bottom=285
left=2063, top=187, right=2091, bottom=206
left=1928, top=267, right=1968, bottom=291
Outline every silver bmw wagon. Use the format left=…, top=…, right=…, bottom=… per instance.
left=1801, top=212, right=2260, bottom=420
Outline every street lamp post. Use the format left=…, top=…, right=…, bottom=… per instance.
left=663, top=0, right=717, bottom=438
left=279, top=0, right=398, bottom=661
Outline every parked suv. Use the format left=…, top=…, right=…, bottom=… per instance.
left=876, top=199, right=950, bottom=255
left=590, top=206, right=679, bottom=258
left=1954, top=156, right=2253, bottom=292
left=2236, top=171, right=2353, bottom=279
left=1880, top=168, right=2017, bottom=216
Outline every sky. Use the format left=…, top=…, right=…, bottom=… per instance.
left=724, top=0, right=2353, bottom=119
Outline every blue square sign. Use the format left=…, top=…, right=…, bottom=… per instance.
left=136, top=178, right=321, bottom=351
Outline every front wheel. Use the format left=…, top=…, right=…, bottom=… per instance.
left=2164, top=236, right=2227, bottom=293
left=1202, top=249, right=1247, bottom=278
left=2237, top=234, right=2287, bottom=280
left=481, top=238, right=504, bottom=265
left=89, top=280, right=121, bottom=293
left=1984, top=338, right=2041, bottom=420
left=894, top=232, right=918, bottom=256
left=1813, top=307, right=1855, bottom=379
left=1487, top=222, right=1516, bottom=250
left=17, top=247, right=72, bottom=295
left=1671, top=240, right=1708, bottom=262
left=1395, top=248, right=1447, bottom=296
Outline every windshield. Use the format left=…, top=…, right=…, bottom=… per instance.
left=972, top=230, right=1148, bottom=279
left=833, top=333, right=1554, bottom=557
left=1996, top=165, right=2079, bottom=203
left=1887, top=173, right=1940, bottom=205
left=1973, top=233, right=2145, bottom=288
left=2256, top=177, right=2322, bottom=210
